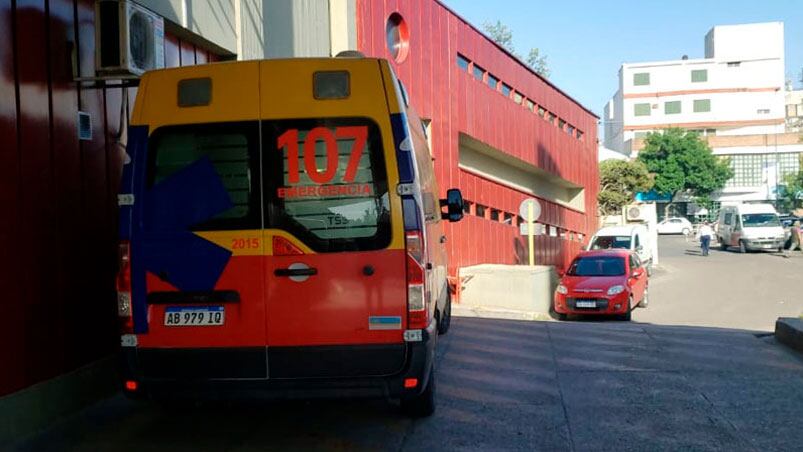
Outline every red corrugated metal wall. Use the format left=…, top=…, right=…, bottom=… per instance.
left=356, top=0, right=599, bottom=273
left=0, top=0, right=220, bottom=397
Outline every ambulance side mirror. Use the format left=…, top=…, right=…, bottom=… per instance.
left=440, top=188, right=464, bottom=223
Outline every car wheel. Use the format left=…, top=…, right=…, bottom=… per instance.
left=437, top=293, right=452, bottom=335
left=739, top=240, right=747, bottom=254
left=621, top=296, right=633, bottom=321
left=557, top=312, right=568, bottom=321
left=682, top=228, right=690, bottom=235
left=400, top=365, right=436, bottom=418
left=639, top=287, right=649, bottom=308
left=719, top=238, right=727, bottom=251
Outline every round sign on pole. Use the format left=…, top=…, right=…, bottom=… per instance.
left=518, top=198, right=542, bottom=222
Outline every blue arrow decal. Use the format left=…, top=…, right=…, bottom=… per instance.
left=141, top=156, right=234, bottom=292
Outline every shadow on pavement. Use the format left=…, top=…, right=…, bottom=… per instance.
left=14, top=317, right=803, bottom=452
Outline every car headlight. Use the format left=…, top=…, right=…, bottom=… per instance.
left=607, top=285, right=625, bottom=296
left=556, top=284, right=568, bottom=295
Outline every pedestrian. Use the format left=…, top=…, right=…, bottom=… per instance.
left=785, top=220, right=802, bottom=257
left=698, top=221, right=714, bottom=256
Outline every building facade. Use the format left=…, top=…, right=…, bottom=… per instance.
left=788, top=89, right=803, bottom=133
left=605, top=22, right=801, bottom=210
left=0, top=0, right=597, bottom=408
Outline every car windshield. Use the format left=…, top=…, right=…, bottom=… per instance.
left=742, top=214, right=780, bottom=227
left=590, top=235, right=631, bottom=250
left=567, top=256, right=626, bottom=277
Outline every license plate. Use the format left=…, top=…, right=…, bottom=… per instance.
left=576, top=300, right=597, bottom=308
left=164, top=306, right=225, bottom=326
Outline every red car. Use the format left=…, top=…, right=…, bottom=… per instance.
left=553, top=250, right=649, bottom=321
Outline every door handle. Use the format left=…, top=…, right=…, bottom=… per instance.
left=274, top=267, right=318, bottom=277
left=440, top=235, right=447, bottom=244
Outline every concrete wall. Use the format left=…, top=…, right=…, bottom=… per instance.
left=459, top=265, right=557, bottom=316
left=137, top=0, right=237, bottom=54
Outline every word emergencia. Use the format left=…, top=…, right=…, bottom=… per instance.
left=278, top=183, right=373, bottom=199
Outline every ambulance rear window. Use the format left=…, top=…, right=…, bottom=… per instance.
left=263, top=117, right=391, bottom=252
left=146, top=121, right=261, bottom=231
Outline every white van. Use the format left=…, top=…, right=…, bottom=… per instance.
left=717, top=204, right=784, bottom=253
left=587, top=224, right=653, bottom=273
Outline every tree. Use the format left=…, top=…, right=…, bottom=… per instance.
left=778, top=169, right=803, bottom=213
left=482, top=20, right=550, bottom=78
left=597, top=159, right=654, bottom=215
left=637, top=128, right=733, bottom=209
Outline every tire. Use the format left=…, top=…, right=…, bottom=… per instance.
left=401, top=366, right=436, bottom=417
left=719, top=238, right=727, bottom=251
left=739, top=240, right=747, bottom=254
left=437, top=293, right=452, bottom=335
left=557, top=312, right=568, bottom=321
left=621, top=296, right=633, bottom=321
left=639, top=287, right=649, bottom=308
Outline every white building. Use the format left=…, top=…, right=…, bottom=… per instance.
left=605, top=22, right=803, bottom=209
left=788, top=89, right=803, bottom=132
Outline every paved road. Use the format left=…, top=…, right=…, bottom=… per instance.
left=15, top=235, right=803, bottom=451
left=638, top=235, right=803, bottom=331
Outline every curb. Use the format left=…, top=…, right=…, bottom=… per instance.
left=453, top=304, right=553, bottom=322
left=775, top=317, right=803, bottom=353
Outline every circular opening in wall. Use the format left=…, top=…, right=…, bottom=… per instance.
left=386, top=12, right=410, bottom=63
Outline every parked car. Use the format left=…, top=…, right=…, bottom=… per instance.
left=587, top=224, right=653, bottom=275
left=553, top=250, right=649, bottom=321
left=717, top=204, right=785, bottom=253
left=656, top=217, right=693, bottom=235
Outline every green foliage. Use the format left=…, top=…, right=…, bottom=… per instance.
left=482, top=20, right=550, bottom=78
left=637, top=128, right=733, bottom=201
left=778, top=170, right=803, bottom=212
left=597, top=159, right=654, bottom=215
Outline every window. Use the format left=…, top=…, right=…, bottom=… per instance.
left=501, top=83, right=512, bottom=97
left=475, top=204, right=487, bottom=218
left=576, top=130, right=583, bottom=140
left=503, top=212, right=513, bottom=224
left=665, top=101, right=681, bottom=115
left=691, top=69, right=708, bottom=83
left=265, top=118, right=391, bottom=252
left=525, top=99, right=535, bottom=112
left=757, top=109, right=770, bottom=115
left=463, top=200, right=472, bottom=215
left=513, top=92, right=523, bottom=104
left=457, top=54, right=470, bottom=71
left=568, top=256, right=626, bottom=277
left=558, top=119, right=566, bottom=130
left=547, top=112, right=556, bottom=124
left=724, top=213, right=732, bottom=225
left=727, top=61, right=741, bottom=67
left=567, top=125, right=575, bottom=135
left=473, top=64, right=485, bottom=82
left=634, top=103, right=651, bottom=116
left=490, top=209, right=500, bottom=221
left=537, top=106, right=546, bottom=118
left=487, top=73, right=499, bottom=90
left=706, top=128, right=716, bottom=135
left=633, top=72, right=650, bottom=86
left=726, top=153, right=800, bottom=188
left=693, top=99, right=711, bottom=113
left=147, top=121, right=261, bottom=231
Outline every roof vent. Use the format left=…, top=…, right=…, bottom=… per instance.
left=335, top=50, right=365, bottom=58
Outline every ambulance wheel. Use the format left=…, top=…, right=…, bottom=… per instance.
left=719, top=239, right=727, bottom=251
left=401, top=366, right=436, bottom=418
left=438, top=293, right=452, bottom=335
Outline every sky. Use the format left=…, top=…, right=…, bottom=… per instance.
left=442, top=0, right=803, bottom=119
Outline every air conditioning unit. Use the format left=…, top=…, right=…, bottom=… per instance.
left=625, top=204, right=647, bottom=222
left=95, top=0, right=165, bottom=76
